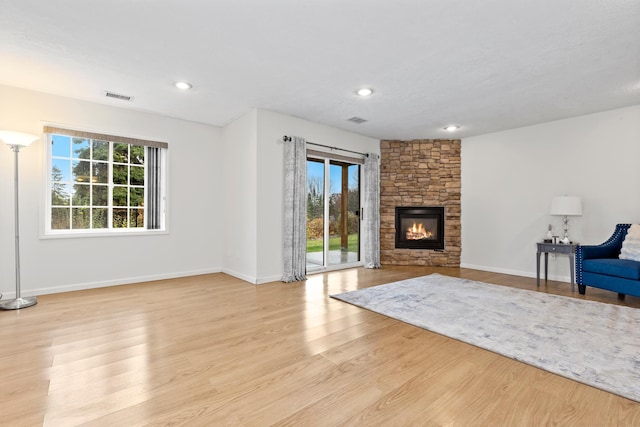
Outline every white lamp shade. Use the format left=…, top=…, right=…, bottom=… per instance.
left=550, top=196, right=582, bottom=216
left=0, top=130, right=39, bottom=147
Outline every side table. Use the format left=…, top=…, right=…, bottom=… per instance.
left=536, top=242, right=577, bottom=291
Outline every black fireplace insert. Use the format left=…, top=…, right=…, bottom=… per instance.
left=395, top=206, right=445, bottom=250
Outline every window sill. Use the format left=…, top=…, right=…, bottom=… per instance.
left=40, top=229, right=168, bottom=240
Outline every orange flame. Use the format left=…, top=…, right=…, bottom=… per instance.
left=406, top=222, right=433, bottom=240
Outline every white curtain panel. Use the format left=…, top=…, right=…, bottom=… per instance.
left=363, top=153, right=381, bottom=268
left=282, top=136, right=308, bottom=282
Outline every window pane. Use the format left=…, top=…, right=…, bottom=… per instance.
left=130, top=165, right=144, bottom=185
left=72, top=138, right=91, bottom=159
left=92, top=208, right=108, bottom=228
left=113, top=143, right=129, bottom=163
left=131, top=145, right=144, bottom=165
left=51, top=160, right=70, bottom=206
left=130, top=187, right=144, bottom=206
left=71, top=207, right=91, bottom=229
left=113, top=164, right=128, bottom=185
left=92, top=140, right=109, bottom=161
left=306, top=159, right=325, bottom=268
left=52, top=135, right=71, bottom=157
left=52, top=158, right=71, bottom=182
left=113, top=208, right=127, bottom=228
left=72, top=184, right=90, bottom=206
left=51, top=208, right=70, bottom=229
left=92, top=161, right=108, bottom=183
left=113, top=186, right=128, bottom=206
left=73, top=160, right=91, bottom=182
left=130, top=208, right=144, bottom=227
left=92, top=185, right=108, bottom=206
left=52, top=184, right=69, bottom=206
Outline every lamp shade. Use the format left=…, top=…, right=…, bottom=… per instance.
left=550, top=196, right=582, bottom=216
left=0, top=130, right=39, bottom=147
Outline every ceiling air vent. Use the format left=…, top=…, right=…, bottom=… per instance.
left=347, top=116, right=367, bottom=124
left=104, top=91, right=134, bottom=102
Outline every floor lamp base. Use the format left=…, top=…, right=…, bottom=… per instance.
left=0, top=296, right=37, bottom=310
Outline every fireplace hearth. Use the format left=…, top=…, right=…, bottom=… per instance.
left=395, top=206, right=445, bottom=250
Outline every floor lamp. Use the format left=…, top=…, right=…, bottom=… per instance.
left=0, top=130, right=39, bottom=310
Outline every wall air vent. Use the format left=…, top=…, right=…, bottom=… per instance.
left=104, top=91, right=134, bottom=102
left=347, top=116, right=367, bottom=124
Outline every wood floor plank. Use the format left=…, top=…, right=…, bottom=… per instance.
left=0, top=266, right=638, bottom=425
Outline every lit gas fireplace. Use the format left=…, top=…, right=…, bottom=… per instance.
left=406, top=222, right=433, bottom=240
left=395, top=206, right=444, bottom=250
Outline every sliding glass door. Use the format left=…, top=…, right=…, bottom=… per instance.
left=306, top=156, right=361, bottom=271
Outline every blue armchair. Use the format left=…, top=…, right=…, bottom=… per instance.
left=576, top=223, right=640, bottom=298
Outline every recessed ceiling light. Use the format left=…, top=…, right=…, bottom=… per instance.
left=175, top=81, right=192, bottom=90
left=444, top=125, right=460, bottom=132
left=355, top=87, right=374, bottom=97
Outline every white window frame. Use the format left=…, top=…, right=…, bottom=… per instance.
left=41, top=126, right=168, bottom=238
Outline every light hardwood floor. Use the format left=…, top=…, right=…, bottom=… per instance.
left=1, top=266, right=639, bottom=426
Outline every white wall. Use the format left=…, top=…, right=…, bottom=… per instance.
left=0, top=86, right=379, bottom=294
left=16, top=82, right=628, bottom=293
left=221, top=109, right=258, bottom=282
left=220, top=108, right=380, bottom=284
left=0, top=85, right=223, bottom=297
left=461, top=104, right=640, bottom=281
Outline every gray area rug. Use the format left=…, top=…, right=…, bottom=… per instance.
left=331, top=273, right=640, bottom=402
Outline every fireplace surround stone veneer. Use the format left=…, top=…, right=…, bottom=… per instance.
left=380, top=139, right=461, bottom=266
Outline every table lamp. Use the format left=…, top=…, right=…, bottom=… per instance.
left=550, top=196, right=582, bottom=244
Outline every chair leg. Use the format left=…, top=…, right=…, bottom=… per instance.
left=578, top=284, right=586, bottom=295
left=618, top=293, right=626, bottom=300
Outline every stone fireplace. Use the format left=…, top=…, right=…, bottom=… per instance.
left=380, top=139, right=461, bottom=266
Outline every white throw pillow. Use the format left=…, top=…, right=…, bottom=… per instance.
left=620, top=224, right=640, bottom=261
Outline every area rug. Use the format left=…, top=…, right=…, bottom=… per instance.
left=330, top=273, right=640, bottom=402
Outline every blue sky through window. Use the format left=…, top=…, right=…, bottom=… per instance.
left=307, top=160, right=358, bottom=194
left=51, top=134, right=70, bottom=157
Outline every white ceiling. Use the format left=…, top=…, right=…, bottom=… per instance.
left=1, top=0, right=639, bottom=140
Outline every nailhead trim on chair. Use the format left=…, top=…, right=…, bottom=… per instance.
left=576, top=223, right=631, bottom=284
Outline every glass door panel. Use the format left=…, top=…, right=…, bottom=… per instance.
left=306, top=159, right=325, bottom=269
left=328, top=161, right=360, bottom=266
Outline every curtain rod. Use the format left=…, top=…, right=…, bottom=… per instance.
left=283, top=135, right=368, bottom=157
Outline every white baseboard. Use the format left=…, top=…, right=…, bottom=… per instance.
left=4, top=263, right=569, bottom=299
left=256, top=274, right=283, bottom=285
left=221, top=268, right=259, bottom=285
left=460, top=263, right=571, bottom=283
left=221, top=268, right=284, bottom=285
left=4, top=267, right=224, bottom=298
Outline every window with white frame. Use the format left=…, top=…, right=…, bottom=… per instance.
left=44, top=126, right=167, bottom=234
